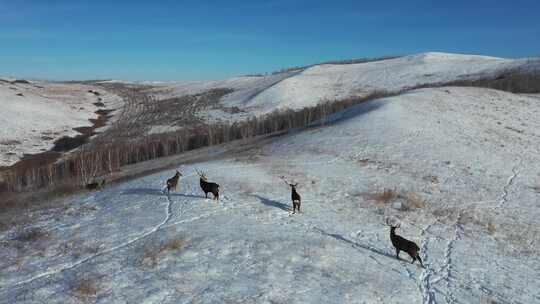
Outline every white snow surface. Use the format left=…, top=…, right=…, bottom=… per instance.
left=2, top=87, right=539, bottom=303
left=0, top=80, right=122, bottom=166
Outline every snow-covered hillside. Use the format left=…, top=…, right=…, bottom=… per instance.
left=2, top=52, right=539, bottom=166
left=227, top=53, right=537, bottom=114
left=113, top=52, right=540, bottom=129
left=2, top=87, right=539, bottom=303
left=0, top=80, right=122, bottom=167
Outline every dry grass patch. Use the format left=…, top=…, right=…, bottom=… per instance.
left=451, top=207, right=537, bottom=255
left=436, top=207, right=495, bottom=235
left=14, top=227, right=49, bottom=242
left=0, top=139, right=21, bottom=145
left=422, top=175, right=439, bottom=184
left=58, top=239, right=102, bottom=259
left=372, top=188, right=398, bottom=205
left=71, top=276, right=98, bottom=303
left=402, top=192, right=427, bottom=211
left=457, top=208, right=492, bottom=229
left=480, top=296, right=499, bottom=304
left=366, top=188, right=427, bottom=211
left=487, top=221, right=497, bottom=235
left=141, top=235, right=188, bottom=267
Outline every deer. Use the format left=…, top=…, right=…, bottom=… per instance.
left=281, top=176, right=301, bottom=214
left=164, top=170, right=182, bottom=194
left=86, top=179, right=106, bottom=191
left=386, top=218, right=424, bottom=268
left=196, top=169, right=220, bottom=201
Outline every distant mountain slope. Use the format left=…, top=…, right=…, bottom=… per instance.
left=236, top=52, right=540, bottom=114
left=140, top=52, right=540, bottom=121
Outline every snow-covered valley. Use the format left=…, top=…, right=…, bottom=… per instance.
left=0, top=80, right=122, bottom=167
left=1, top=85, right=539, bottom=303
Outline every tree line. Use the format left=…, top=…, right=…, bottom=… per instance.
left=0, top=91, right=390, bottom=193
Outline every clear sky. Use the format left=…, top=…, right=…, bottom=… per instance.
left=1, top=0, right=539, bottom=81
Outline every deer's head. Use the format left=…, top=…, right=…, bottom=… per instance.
left=281, top=176, right=298, bottom=191
left=386, top=218, right=400, bottom=233
left=195, top=169, right=208, bottom=181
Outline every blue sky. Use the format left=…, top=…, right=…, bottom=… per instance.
left=1, top=0, right=539, bottom=81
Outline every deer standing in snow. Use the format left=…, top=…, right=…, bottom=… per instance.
left=86, top=179, right=106, bottom=191
left=282, top=176, right=301, bottom=214
left=386, top=219, right=424, bottom=268
left=196, top=169, right=220, bottom=201
left=164, top=170, right=182, bottom=194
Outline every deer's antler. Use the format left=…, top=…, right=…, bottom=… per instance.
left=280, top=176, right=292, bottom=186
left=386, top=218, right=400, bottom=228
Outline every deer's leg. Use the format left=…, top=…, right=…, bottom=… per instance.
left=395, top=249, right=400, bottom=260
left=416, top=254, right=424, bottom=268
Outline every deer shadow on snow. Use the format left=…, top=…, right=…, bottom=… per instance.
left=252, top=195, right=394, bottom=260
left=121, top=187, right=202, bottom=199
left=253, top=195, right=291, bottom=212
left=312, top=227, right=395, bottom=260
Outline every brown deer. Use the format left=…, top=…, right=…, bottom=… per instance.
left=386, top=219, right=424, bottom=268
left=164, top=170, right=182, bottom=194
left=196, top=169, right=220, bottom=201
left=86, top=179, right=106, bottom=191
left=282, top=176, right=301, bottom=214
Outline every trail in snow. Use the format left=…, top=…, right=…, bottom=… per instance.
left=2, top=150, right=533, bottom=302
left=3, top=189, right=176, bottom=291
left=442, top=211, right=463, bottom=304
left=3, top=158, right=341, bottom=292
left=497, top=156, right=523, bottom=209
left=426, top=209, right=463, bottom=304
left=397, top=155, right=524, bottom=304
left=418, top=221, right=437, bottom=304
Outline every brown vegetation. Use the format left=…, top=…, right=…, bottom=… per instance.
left=14, top=227, right=49, bottom=242
left=402, top=192, right=427, bottom=211
left=415, top=68, right=540, bottom=94
left=367, top=188, right=426, bottom=211
left=140, top=235, right=188, bottom=267
left=372, top=188, right=398, bottom=205
left=71, top=275, right=98, bottom=302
